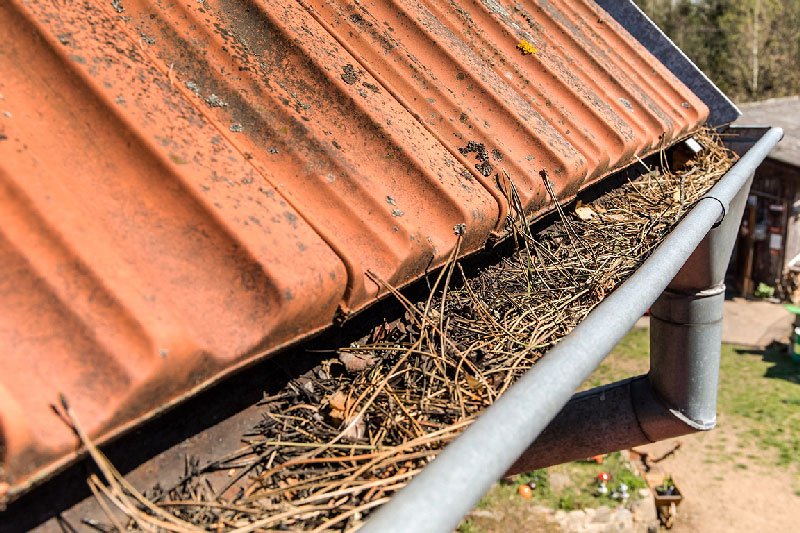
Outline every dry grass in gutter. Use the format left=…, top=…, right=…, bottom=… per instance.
left=78, top=129, right=737, bottom=531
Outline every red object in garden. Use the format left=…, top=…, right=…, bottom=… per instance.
left=597, top=471, right=611, bottom=483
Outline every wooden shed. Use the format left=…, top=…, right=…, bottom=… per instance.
left=730, top=97, right=800, bottom=298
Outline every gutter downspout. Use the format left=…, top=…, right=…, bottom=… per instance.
left=361, top=127, right=783, bottom=533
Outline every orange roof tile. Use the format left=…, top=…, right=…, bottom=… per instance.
left=0, top=0, right=707, bottom=501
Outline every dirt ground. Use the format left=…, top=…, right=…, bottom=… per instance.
left=631, top=300, right=800, bottom=532
left=636, top=421, right=800, bottom=533
left=647, top=300, right=800, bottom=532
left=471, top=424, right=800, bottom=533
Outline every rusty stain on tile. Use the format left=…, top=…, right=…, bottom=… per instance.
left=0, top=0, right=708, bottom=502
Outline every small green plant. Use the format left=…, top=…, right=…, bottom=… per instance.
left=655, top=476, right=676, bottom=495
left=558, top=493, right=576, bottom=511
left=457, top=519, right=479, bottom=533
left=754, top=282, right=775, bottom=298
left=613, top=464, right=647, bottom=492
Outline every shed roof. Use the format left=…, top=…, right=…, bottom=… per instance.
left=0, top=0, right=707, bottom=501
left=737, top=96, right=800, bottom=167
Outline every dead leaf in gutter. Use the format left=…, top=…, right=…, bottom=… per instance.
left=575, top=200, right=597, bottom=221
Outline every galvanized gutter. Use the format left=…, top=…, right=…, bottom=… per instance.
left=362, top=127, right=783, bottom=533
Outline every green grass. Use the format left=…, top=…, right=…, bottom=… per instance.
left=461, top=327, right=800, bottom=531
left=579, top=327, right=650, bottom=389
left=457, top=519, right=480, bottom=533
left=718, top=342, right=800, bottom=466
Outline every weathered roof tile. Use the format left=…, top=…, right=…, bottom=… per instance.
left=0, top=0, right=707, bottom=501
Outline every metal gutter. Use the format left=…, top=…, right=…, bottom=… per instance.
left=361, top=127, right=783, bottom=533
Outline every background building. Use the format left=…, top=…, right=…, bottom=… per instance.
left=730, top=97, right=800, bottom=298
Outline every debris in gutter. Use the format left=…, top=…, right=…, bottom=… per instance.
left=574, top=200, right=598, bottom=221
left=77, top=129, right=736, bottom=531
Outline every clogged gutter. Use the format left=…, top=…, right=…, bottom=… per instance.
left=72, top=130, right=738, bottom=531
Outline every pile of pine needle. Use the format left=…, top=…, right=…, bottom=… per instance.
left=72, top=129, right=737, bottom=532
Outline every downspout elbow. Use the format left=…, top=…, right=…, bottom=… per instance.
left=630, top=373, right=715, bottom=448
left=507, top=373, right=715, bottom=476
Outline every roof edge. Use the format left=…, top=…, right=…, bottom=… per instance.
left=595, top=0, right=740, bottom=127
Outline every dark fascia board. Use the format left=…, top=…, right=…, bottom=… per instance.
left=596, top=0, right=740, bottom=127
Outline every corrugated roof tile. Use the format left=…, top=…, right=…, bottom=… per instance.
left=0, top=0, right=707, bottom=500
